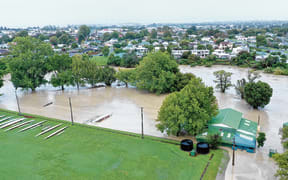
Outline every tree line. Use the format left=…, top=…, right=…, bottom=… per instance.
left=1, top=37, right=195, bottom=94
left=4, top=36, right=116, bottom=91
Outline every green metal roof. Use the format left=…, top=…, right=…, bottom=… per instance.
left=197, top=108, right=258, bottom=149
left=237, top=118, right=258, bottom=136
left=209, top=108, right=242, bottom=129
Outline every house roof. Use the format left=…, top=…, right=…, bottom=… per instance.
left=238, top=118, right=258, bottom=136
left=209, top=108, right=242, bottom=129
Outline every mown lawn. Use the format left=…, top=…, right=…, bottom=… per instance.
left=90, top=56, right=108, bottom=66
left=0, top=110, right=224, bottom=180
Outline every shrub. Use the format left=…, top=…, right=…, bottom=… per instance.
left=273, top=67, right=285, bottom=75
left=208, top=133, right=222, bottom=149
left=264, top=67, right=274, bottom=73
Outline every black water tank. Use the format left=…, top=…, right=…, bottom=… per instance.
left=180, top=139, right=193, bottom=151
left=196, top=142, right=210, bottom=154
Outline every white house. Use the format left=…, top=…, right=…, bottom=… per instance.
left=153, top=42, right=160, bottom=46
left=154, top=47, right=161, bottom=52
left=136, top=46, right=148, bottom=54
left=219, top=42, right=233, bottom=50
left=213, top=49, right=231, bottom=59
left=171, top=49, right=210, bottom=59
left=247, top=36, right=256, bottom=43
left=232, top=46, right=250, bottom=55
left=191, top=49, right=210, bottom=58
left=236, top=35, right=248, bottom=42
left=0, top=43, right=9, bottom=49
left=201, top=37, right=211, bottom=42
left=162, top=42, right=169, bottom=47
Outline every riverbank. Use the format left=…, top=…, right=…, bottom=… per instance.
left=180, top=59, right=288, bottom=76
left=0, top=109, right=224, bottom=180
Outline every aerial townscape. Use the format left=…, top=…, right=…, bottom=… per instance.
left=1, top=1, right=288, bottom=180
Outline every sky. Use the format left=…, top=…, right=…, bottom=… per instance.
left=1, top=0, right=288, bottom=27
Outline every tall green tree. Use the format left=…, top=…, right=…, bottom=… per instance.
left=0, top=60, right=8, bottom=88
left=16, top=30, right=28, bottom=37
left=8, top=37, right=53, bottom=91
left=213, top=70, right=233, bottom=93
left=120, top=52, right=139, bottom=68
left=244, top=81, right=273, bottom=109
left=107, top=54, right=121, bottom=66
left=49, top=54, right=73, bottom=90
left=83, top=60, right=101, bottom=87
left=273, top=151, right=288, bottom=180
left=187, top=26, right=197, bottom=35
left=157, top=78, right=218, bottom=136
left=172, top=72, right=195, bottom=92
left=231, top=52, right=254, bottom=66
left=282, top=126, right=288, bottom=149
left=71, top=43, right=78, bottom=49
left=101, top=66, right=116, bottom=86
left=77, top=25, right=91, bottom=43
left=256, top=35, right=267, bottom=47
left=58, top=33, right=72, bottom=45
left=49, top=36, right=58, bottom=46
left=135, top=52, right=179, bottom=94
left=150, top=29, right=157, bottom=39
left=102, top=46, right=110, bottom=57
left=116, top=69, right=135, bottom=87
left=72, top=54, right=86, bottom=90
left=50, top=71, right=74, bottom=91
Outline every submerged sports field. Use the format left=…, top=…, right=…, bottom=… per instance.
left=0, top=109, right=224, bottom=180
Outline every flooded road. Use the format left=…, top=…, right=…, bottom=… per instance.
left=0, top=65, right=287, bottom=179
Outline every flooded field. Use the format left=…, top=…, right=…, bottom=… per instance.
left=0, top=65, right=287, bottom=180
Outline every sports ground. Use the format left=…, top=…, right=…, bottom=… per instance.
left=0, top=109, right=224, bottom=180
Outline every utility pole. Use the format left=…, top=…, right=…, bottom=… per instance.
left=258, top=115, right=260, bottom=125
left=15, top=89, right=21, bottom=115
left=232, top=136, right=235, bottom=166
left=141, top=107, right=144, bottom=139
left=69, top=97, right=74, bottom=125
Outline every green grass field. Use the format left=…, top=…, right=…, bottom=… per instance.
left=0, top=110, right=224, bottom=180
left=90, top=56, right=108, bottom=66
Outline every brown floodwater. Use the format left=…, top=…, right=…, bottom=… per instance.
left=0, top=65, right=287, bottom=180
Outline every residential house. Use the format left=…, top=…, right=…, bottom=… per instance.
left=247, top=36, right=257, bottom=43
left=232, top=46, right=250, bottom=55
left=219, top=42, right=233, bottom=50
left=0, top=49, right=9, bottom=56
left=162, top=42, right=169, bottom=47
left=236, top=35, right=248, bottom=42
left=255, top=51, right=269, bottom=61
left=213, top=49, right=231, bottom=59
left=136, top=46, right=148, bottom=56
left=171, top=49, right=210, bottom=59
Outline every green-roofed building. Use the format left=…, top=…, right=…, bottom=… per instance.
left=196, top=108, right=258, bottom=153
